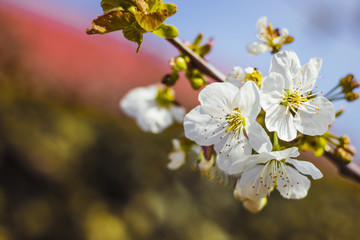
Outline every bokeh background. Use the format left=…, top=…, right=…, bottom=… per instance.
left=0, top=0, right=360, bottom=239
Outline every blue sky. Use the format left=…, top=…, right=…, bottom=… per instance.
left=4, top=0, right=360, bottom=155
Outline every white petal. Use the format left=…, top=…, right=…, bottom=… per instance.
left=170, top=105, right=186, bottom=123
left=120, top=85, right=157, bottom=118
left=137, top=106, right=173, bottom=133
left=245, top=121, right=272, bottom=153
left=256, top=16, right=267, bottom=33
left=232, top=81, right=261, bottom=121
left=198, top=82, right=238, bottom=115
left=215, top=131, right=251, bottom=173
left=295, top=58, right=322, bottom=94
left=184, top=106, right=226, bottom=146
left=172, top=138, right=181, bottom=150
left=281, top=28, right=289, bottom=36
left=238, top=165, right=271, bottom=201
left=260, top=72, right=284, bottom=111
left=265, top=105, right=297, bottom=141
left=234, top=181, right=247, bottom=201
left=229, top=152, right=273, bottom=175
left=245, top=67, right=255, bottom=74
left=271, top=147, right=300, bottom=160
left=294, top=96, right=335, bottom=136
left=269, top=50, right=301, bottom=89
left=277, top=166, right=310, bottom=199
left=225, top=66, right=245, bottom=88
left=286, top=159, right=323, bottom=180
left=167, top=151, right=186, bottom=170
left=246, top=41, right=272, bottom=56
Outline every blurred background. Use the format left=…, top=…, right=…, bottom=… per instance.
left=0, top=0, right=360, bottom=239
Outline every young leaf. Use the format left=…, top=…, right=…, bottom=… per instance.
left=123, top=26, right=143, bottom=52
left=134, top=10, right=167, bottom=31
left=135, top=0, right=148, bottom=13
left=147, top=0, right=163, bottom=12
left=161, top=3, right=177, bottom=17
left=86, top=11, right=136, bottom=34
left=101, top=0, right=136, bottom=12
left=152, top=24, right=178, bottom=39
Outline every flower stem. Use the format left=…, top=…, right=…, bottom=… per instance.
left=273, top=132, right=280, bottom=151
left=324, top=84, right=340, bottom=98
left=329, top=96, right=345, bottom=102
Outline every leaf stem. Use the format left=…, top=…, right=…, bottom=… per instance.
left=273, top=132, right=280, bottom=151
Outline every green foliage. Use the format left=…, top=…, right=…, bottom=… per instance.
left=123, top=26, right=143, bottom=52
left=88, top=0, right=178, bottom=52
left=101, top=0, right=135, bottom=12
left=152, top=24, right=179, bottom=39
left=86, top=11, right=137, bottom=34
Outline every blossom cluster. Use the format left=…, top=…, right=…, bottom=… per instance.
left=121, top=49, right=336, bottom=211
left=183, top=50, right=333, bottom=208
left=115, top=13, right=356, bottom=212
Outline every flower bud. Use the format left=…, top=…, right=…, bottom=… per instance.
left=162, top=71, right=179, bottom=86
left=335, top=148, right=353, bottom=164
left=155, top=86, right=175, bottom=107
left=234, top=180, right=267, bottom=212
left=243, top=198, right=267, bottom=213
left=339, top=136, right=350, bottom=146
left=197, top=38, right=213, bottom=57
left=186, top=69, right=207, bottom=90
left=340, top=74, right=357, bottom=93
left=335, top=107, right=344, bottom=118
left=345, top=92, right=359, bottom=102
left=171, top=56, right=187, bottom=71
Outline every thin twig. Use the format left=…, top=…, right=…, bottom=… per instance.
left=167, top=38, right=226, bottom=82
left=167, top=37, right=360, bottom=184
left=324, top=152, right=360, bottom=183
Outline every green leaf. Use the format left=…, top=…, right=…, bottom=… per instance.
left=134, top=10, right=167, bottom=31
left=101, top=0, right=136, bottom=12
left=86, top=11, right=136, bottom=35
left=147, top=0, right=163, bottom=12
left=135, top=0, right=148, bottom=12
left=123, top=26, right=143, bottom=52
left=193, top=33, right=203, bottom=48
left=152, top=24, right=178, bottom=39
left=160, top=3, right=177, bottom=17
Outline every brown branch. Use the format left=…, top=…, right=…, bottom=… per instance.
left=324, top=152, right=360, bottom=183
left=167, top=37, right=360, bottom=184
left=166, top=38, right=226, bottom=82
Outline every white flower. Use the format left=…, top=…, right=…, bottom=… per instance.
left=184, top=81, right=271, bottom=173
left=246, top=41, right=272, bottom=56
left=230, top=147, right=323, bottom=200
left=120, top=85, right=185, bottom=134
left=261, top=50, right=335, bottom=141
left=225, top=67, right=262, bottom=88
left=234, top=182, right=267, bottom=213
left=247, top=16, right=292, bottom=55
left=167, top=139, right=186, bottom=170
left=167, top=139, right=202, bottom=170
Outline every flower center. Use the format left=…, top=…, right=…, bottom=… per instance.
left=281, top=89, right=308, bottom=115
left=244, top=68, right=263, bottom=88
left=253, top=160, right=289, bottom=193
left=155, top=86, right=174, bottom=108
left=225, top=108, right=246, bottom=133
